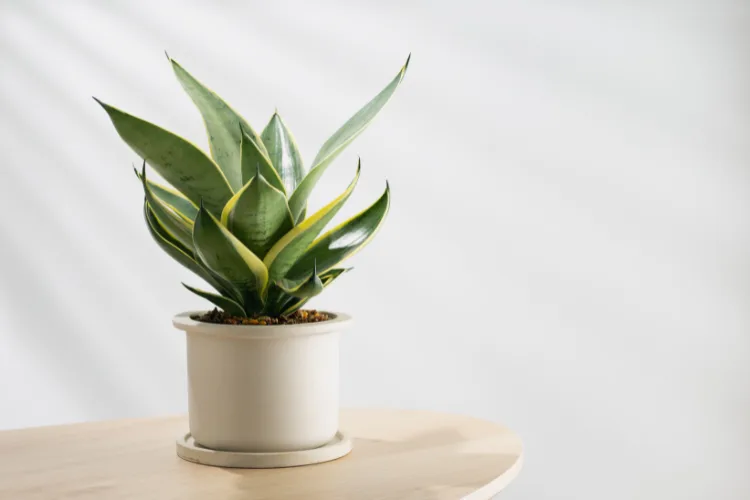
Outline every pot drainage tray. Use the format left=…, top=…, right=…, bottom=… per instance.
left=176, top=431, right=352, bottom=468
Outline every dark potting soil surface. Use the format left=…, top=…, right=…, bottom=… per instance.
left=192, top=308, right=331, bottom=325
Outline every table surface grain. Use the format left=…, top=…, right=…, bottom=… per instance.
left=0, top=408, right=523, bottom=500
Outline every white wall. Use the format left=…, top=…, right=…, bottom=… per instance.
left=1, top=1, right=748, bottom=498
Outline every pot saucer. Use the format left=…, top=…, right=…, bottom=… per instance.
left=176, top=431, right=352, bottom=468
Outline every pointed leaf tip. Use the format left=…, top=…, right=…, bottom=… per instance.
left=261, top=106, right=304, bottom=195
left=239, top=122, right=285, bottom=192
left=164, top=50, right=170, bottom=61
left=402, top=54, right=411, bottom=78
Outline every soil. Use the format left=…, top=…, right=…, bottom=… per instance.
left=192, top=308, right=331, bottom=325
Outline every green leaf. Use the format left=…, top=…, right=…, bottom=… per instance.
left=240, top=126, right=286, bottom=194
left=182, top=283, right=247, bottom=316
left=280, top=268, right=351, bottom=315
left=193, top=202, right=269, bottom=299
left=276, top=261, right=324, bottom=299
left=287, top=55, right=409, bottom=222
left=285, top=182, right=390, bottom=282
left=169, top=58, right=267, bottom=191
left=140, top=164, right=194, bottom=250
left=220, top=166, right=294, bottom=259
left=135, top=167, right=198, bottom=220
left=264, top=162, right=360, bottom=281
left=95, top=98, right=233, bottom=216
left=143, top=201, right=228, bottom=295
left=261, top=112, right=304, bottom=194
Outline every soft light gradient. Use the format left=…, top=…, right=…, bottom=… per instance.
left=1, top=1, right=748, bottom=498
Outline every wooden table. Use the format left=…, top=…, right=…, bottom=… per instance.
left=0, top=408, right=523, bottom=499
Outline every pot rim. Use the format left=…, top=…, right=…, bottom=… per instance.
left=172, top=310, right=352, bottom=339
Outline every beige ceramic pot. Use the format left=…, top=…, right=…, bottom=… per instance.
left=173, top=311, right=352, bottom=453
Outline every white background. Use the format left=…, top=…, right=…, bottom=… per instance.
left=1, top=1, right=748, bottom=498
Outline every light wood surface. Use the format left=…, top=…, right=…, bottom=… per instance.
left=0, top=408, right=523, bottom=500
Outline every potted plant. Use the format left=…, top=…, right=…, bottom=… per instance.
left=95, top=53, right=409, bottom=465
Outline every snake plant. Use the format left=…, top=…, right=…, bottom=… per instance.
left=96, top=54, right=409, bottom=317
